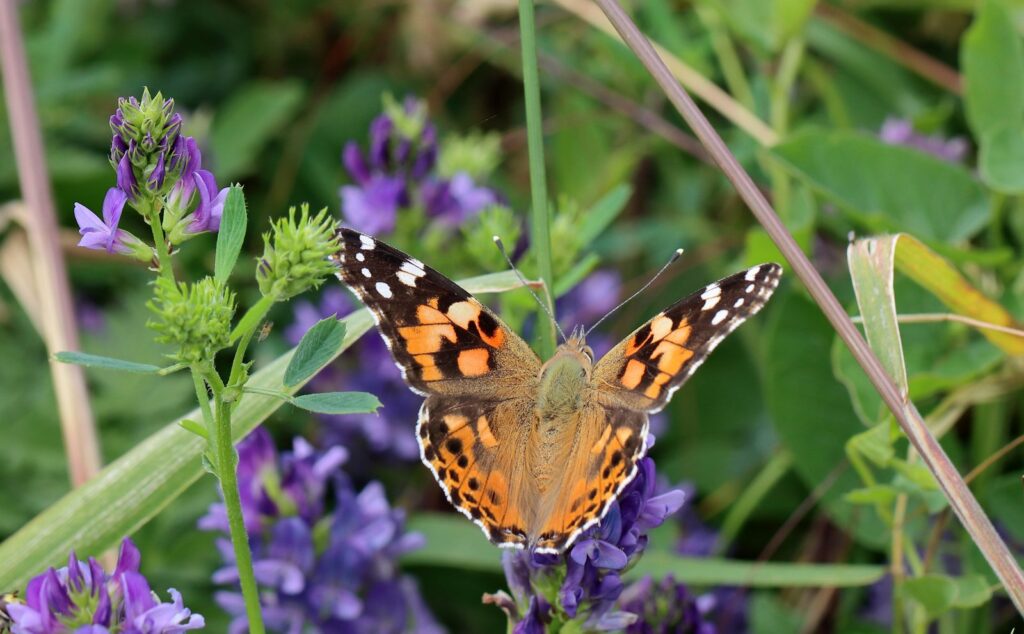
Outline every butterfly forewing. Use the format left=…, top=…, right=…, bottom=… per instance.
left=332, top=228, right=540, bottom=396
left=594, top=263, right=782, bottom=413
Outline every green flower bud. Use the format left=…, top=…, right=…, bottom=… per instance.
left=382, top=93, right=428, bottom=142
left=256, top=204, right=341, bottom=301
left=147, top=276, right=236, bottom=364
left=438, top=131, right=502, bottom=180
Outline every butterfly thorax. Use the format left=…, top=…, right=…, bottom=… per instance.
left=536, top=337, right=594, bottom=425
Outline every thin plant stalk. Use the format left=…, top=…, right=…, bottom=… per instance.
left=591, top=0, right=1024, bottom=614
left=0, top=0, right=101, bottom=487
left=518, top=0, right=556, bottom=358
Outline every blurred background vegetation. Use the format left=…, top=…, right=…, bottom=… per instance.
left=2, top=0, right=1024, bottom=631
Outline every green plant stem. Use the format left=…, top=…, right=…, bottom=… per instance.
left=715, top=450, right=792, bottom=555
left=190, top=368, right=217, bottom=448
left=146, top=200, right=175, bottom=282
left=229, top=294, right=277, bottom=387
left=517, top=0, right=556, bottom=358
left=231, top=293, right=277, bottom=343
left=212, top=394, right=265, bottom=634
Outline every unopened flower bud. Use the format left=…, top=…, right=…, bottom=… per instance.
left=256, top=205, right=341, bottom=301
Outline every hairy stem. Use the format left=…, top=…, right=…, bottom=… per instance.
left=211, top=379, right=265, bottom=633
left=518, top=0, right=556, bottom=358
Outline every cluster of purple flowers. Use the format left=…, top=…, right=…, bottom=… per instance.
left=5, top=538, right=204, bottom=633
left=498, top=449, right=695, bottom=632
left=340, top=96, right=498, bottom=235
left=199, top=428, right=441, bottom=633
left=74, top=91, right=228, bottom=258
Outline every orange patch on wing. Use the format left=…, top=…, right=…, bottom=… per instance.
left=591, top=424, right=612, bottom=455
left=416, top=304, right=449, bottom=324
left=624, top=332, right=650, bottom=355
left=399, top=324, right=457, bottom=354
left=615, top=425, right=634, bottom=447
left=428, top=297, right=439, bottom=309
left=643, top=372, right=672, bottom=399
left=620, top=359, right=646, bottom=389
left=477, top=416, right=499, bottom=448
left=651, top=341, right=694, bottom=374
left=664, top=322, right=692, bottom=345
left=478, top=325, right=505, bottom=348
left=457, top=348, right=490, bottom=376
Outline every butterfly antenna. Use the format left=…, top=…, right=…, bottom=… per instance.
left=493, top=236, right=568, bottom=344
left=585, top=248, right=684, bottom=338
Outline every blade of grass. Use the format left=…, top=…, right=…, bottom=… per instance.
left=591, top=0, right=1024, bottom=614
left=0, top=0, right=101, bottom=487
left=0, top=272, right=524, bottom=589
left=518, top=0, right=556, bottom=358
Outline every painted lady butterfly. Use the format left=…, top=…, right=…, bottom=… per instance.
left=332, top=228, right=781, bottom=553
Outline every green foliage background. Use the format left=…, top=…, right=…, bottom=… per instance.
left=2, top=0, right=1024, bottom=631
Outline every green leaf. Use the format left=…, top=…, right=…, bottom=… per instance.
left=962, top=0, right=1024, bottom=135
left=0, top=271, right=525, bottom=590
left=951, top=574, right=994, bottom=608
left=765, top=293, right=889, bottom=550
left=210, top=80, right=305, bottom=180
left=903, top=575, right=958, bottom=618
left=846, top=423, right=895, bottom=468
left=771, top=130, right=989, bottom=242
left=847, top=236, right=908, bottom=395
left=214, top=186, right=248, bottom=284
left=405, top=513, right=886, bottom=587
left=53, top=351, right=161, bottom=374
left=978, top=124, right=1024, bottom=193
left=962, top=0, right=1024, bottom=193
left=291, top=392, right=381, bottom=415
left=845, top=484, right=899, bottom=506
left=283, top=318, right=346, bottom=387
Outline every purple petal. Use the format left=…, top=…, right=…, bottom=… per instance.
left=343, top=142, right=370, bottom=184
left=100, top=188, right=128, bottom=229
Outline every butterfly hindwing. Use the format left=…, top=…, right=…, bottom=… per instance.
left=332, top=228, right=540, bottom=396
left=594, top=263, right=782, bottom=413
left=417, top=395, right=534, bottom=548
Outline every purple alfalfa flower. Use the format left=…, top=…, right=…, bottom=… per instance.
left=879, top=117, right=969, bottom=163
left=73, top=187, right=150, bottom=260
left=498, top=445, right=686, bottom=632
left=108, top=91, right=187, bottom=204
left=674, top=483, right=720, bottom=558
left=422, top=172, right=498, bottom=226
left=618, top=576, right=717, bottom=634
left=163, top=138, right=229, bottom=240
left=199, top=427, right=347, bottom=536
left=6, top=538, right=203, bottom=634
left=340, top=175, right=407, bottom=235
left=204, top=431, right=439, bottom=634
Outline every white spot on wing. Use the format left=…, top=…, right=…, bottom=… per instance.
left=701, top=284, right=721, bottom=310
left=397, top=271, right=417, bottom=287
left=360, top=234, right=376, bottom=250
left=410, top=258, right=424, bottom=269
left=361, top=268, right=372, bottom=278
left=401, top=261, right=426, bottom=277
left=356, top=252, right=365, bottom=262
left=702, top=295, right=720, bottom=310
left=375, top=282, right=393, bottom=298
left=745, top=266, right=760, bottom=281
left=734, top=297, right=745, bottom=308
left=711, top=309, right=728, bottom=325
